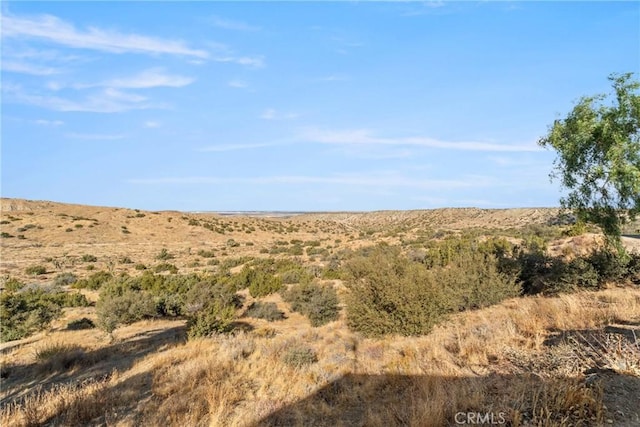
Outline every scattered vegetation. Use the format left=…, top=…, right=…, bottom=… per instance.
left=283, top=281, right=340, bottom=327
left=244, top=302, right=285, bottom=321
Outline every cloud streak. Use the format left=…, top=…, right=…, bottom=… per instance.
left=128, top=173, right=493, bottom=190
left=65, top=132, right=126, bottom=140
left=1, top=13, right=208, bottom=58
left=260, top=109, right=299, bottom=120
left=1, top=61, right=61, bottom=76
left=4, top=84, right=157, bottom=113
left=300, top=128, right=542, bottom=152
left=76, top=68, right=195, bottom=89
left=209, top=16, right=260, bottom=32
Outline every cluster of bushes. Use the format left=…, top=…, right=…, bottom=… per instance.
left=283, top=281, right=340, bottom=327
left=504, top=246, right=640, bottom=295
left=244, top=301, right=285, bottom=321
left=343, top=233, right=640, bottom=337
left=343, top=244, right=519, bottom=337
left=229, top=266, right=283, bottom=298
left=1, top=280, right=90, bottom=342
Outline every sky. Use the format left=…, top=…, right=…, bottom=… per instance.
left=1, top=1, right=639, bottom=212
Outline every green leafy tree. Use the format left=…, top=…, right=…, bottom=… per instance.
left=539, top=73, right=640, bottom=252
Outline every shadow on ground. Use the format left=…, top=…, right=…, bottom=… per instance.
left=0, top=324, right=186, bottom=407
left=254, top=371, right=640, bottom=427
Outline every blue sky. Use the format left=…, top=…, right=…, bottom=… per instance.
left=1, top=1, right=638, bottom=211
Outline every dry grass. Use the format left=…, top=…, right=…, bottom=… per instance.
left=1, top=199, right=638, bottom=426
left=3, top=287, right=636, bottom=426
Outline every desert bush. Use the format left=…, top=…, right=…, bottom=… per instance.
left=586, top=247, right=629, bottom=283
left=344, top=245, right=519, bottom=337
left=156, top=248, right=174, bottom=260
left=118, top=256, right=133, bottom=264
left=344, top=248, right=447, bottom=337
left=2, top=276, right=24, bottom=292
left=283, top=281, right=339, bottom=327
left=244, top=302, right=285, bottom=321
left=134, top=263, right=147, bottom=270
left=81, top=254, right=97, bottom=262
left=282, top=345, right=318, bottom=368
left=287, top=244, right=304, bottom=256
left=25, top=265, right=47, bottom=276
left=67, top=317, right=96, bottom=330
left=50, top=291, right=90, bottom=308
left=279, top=267, right=312, bottom=284
left=197, top=249, right=216, bottom=258
left=183, top=281, right=241, bottom=315
left=154, top=263, right=178, bottom=274
left=96, top=290, right=157, bottom=333
left=248, top=272, right=282, bottom=298
left=186, top=302, right=235, bottom=338
left=54, top=272, right=77, bottom=287
left=72, top=271, right=112, bottom=290
left=0, top=288, right=76, bottom=341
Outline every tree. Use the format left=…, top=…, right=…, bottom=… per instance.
left=539, top=73, right=640, bottom=252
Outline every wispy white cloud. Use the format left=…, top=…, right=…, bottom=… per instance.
left=260, top=108, right=299, bottom=120
left=100, top=68, right=193, bottom=89
left=144, top=121, right=161, bottom=128
left=1, top=61, right=61, bottom=76
left=1, top=13, right=208, bottom=58
left=317, top=74, right=350, bottom=82
left=128, top=172, right=493, bottom=189
left=65, top=132, right=126, bottom=140
left=209, top=15, right=260, bottom=32
left=35, top=119, right=64, bottom=126
left=228, top=80, right=249, bottom=89
left=197, top=142, right=281, bottom=152
left=213, top=55, right=264, bottom=68
left=3, top=83, right=156, bottom=113
left=75, top=68, right=195, bottom=89
left=300, top=128, right=542, bottom=152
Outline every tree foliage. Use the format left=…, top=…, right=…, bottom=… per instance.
left=539, top=73, right=640, bottom=247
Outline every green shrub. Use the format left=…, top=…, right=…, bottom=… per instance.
left=72, top=271, right=112, bottom=290
left=187, top=302, right=235, bottom=338
left=54, top=272, right=77, bottom=287
left=344, top=245, right=519, bottom=337
left=344, top=248, right=446, bottom=337
left=96, top=290, right=157, bottom=333
left=244, top=302, right=285, bottom=321
left=81, top=254, right=97, bottom=262
left=1, top=289, right=62, bottom=341
left=586, top=248, right=629, bottom=284
left=288, top=245, right=304, bottom=256
left=67, top=317, right=96, bottom=330
left=25, top=265, right=47, bottom=276
left=156, top=248, right=174, bottom=260
left=134, top=263, right=147, bottom=270
left=1, top=232, right=13, bottom=238
left=283, top=281, right=339, bottom=327
left=197, top=249, right=216, bottom=258
left=154, top=263, right=178, bottom=274
left=119, top=256, right=133, bottom=264
left=248, top=272, right=282, bottom=298
left=282, top=346, right=317, bottom=368
left=2, top=277, right=24, bottom=292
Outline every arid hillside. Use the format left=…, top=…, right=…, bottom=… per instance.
left=0, top=198, right=564, bottom=283
left=1, top=198, right=639, bottom=427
